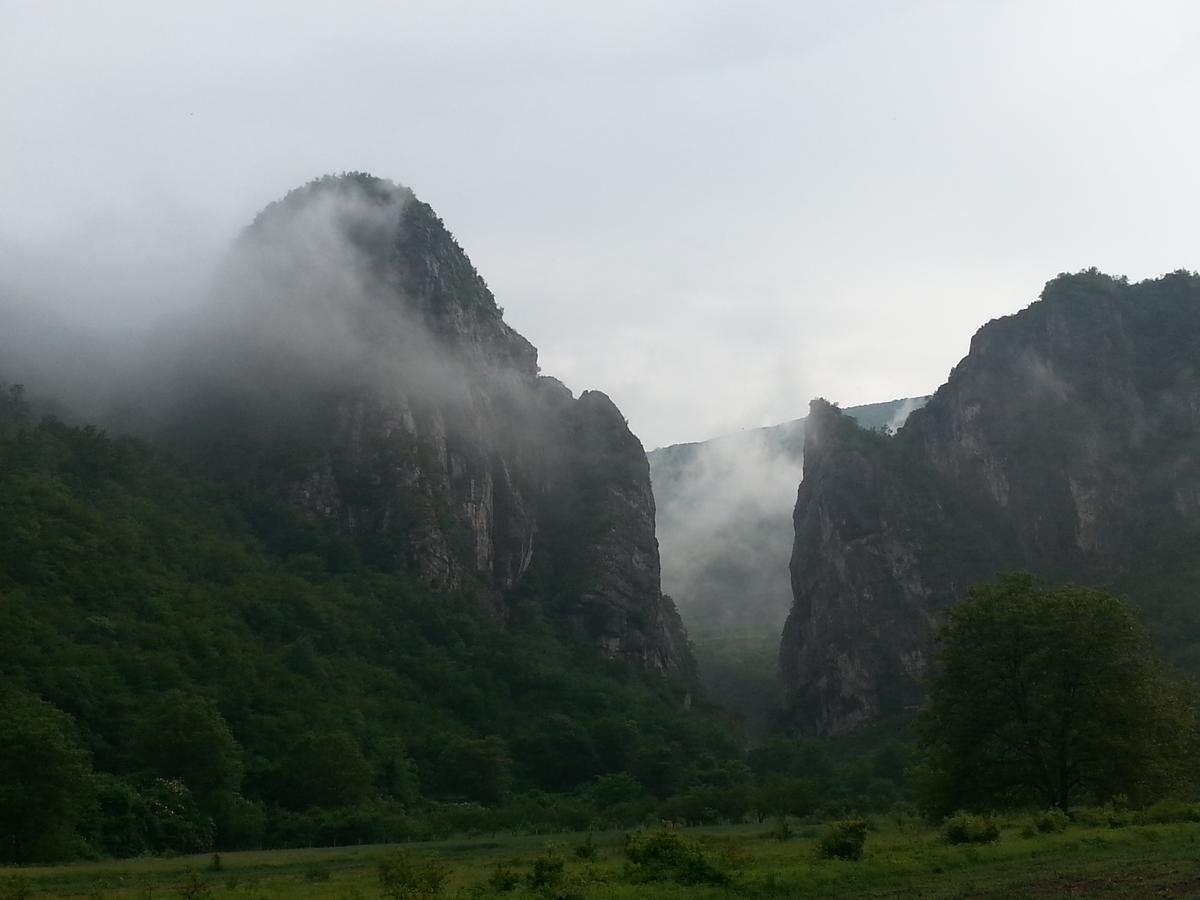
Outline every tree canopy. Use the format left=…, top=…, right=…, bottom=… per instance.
left=0, top=399, right=748, bottom=858
left=917, top=573, right=1198, bottom=814
left=0, top=688, right=94, bottom=862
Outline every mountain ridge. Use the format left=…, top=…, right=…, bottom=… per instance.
left=781, top=269, right=1200, bottom=735
left=145, top=172, right=690, bottom=675
left=0, top=174, right=740, bottom=859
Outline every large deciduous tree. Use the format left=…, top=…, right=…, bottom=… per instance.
left=0, top=689, right=94, bottom=862
left=916, top=573, right=1197, bottom=814
left=134, top=691, right=244, bottom=803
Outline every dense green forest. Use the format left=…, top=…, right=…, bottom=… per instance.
left=0, top=386, right=912, bottom=863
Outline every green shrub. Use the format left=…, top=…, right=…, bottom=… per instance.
left=486, top=864, right=522, bottom=892
left=816, top=819, right=868, bottom=861
left=889, top=801, right=920, bottom=831
left=1072, top=800, right=1131, bottom=829
left=1034, top=808, right=1070, bottom=833
left=573, top=834, right=597, bottom=859
left=378, top=851, right=451, bottom=899
left=623, top=827, right=730, bottom=886
left=770, top=815, right=793, bottom=842
left=1106, top=807, right=1131, bottom=828
left=527, top=848, right=565, bottom=891
left=942, top=813, right=1000, bottom=845
left=175, top=872, right=213, bottom=900
left=1133, top=800, right=1200, bottom=825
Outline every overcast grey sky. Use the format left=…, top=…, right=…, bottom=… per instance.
left=3, top=1, right=1198, bottom=448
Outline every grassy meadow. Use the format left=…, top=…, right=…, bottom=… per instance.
left=4, top=815, right=1200, bottom=900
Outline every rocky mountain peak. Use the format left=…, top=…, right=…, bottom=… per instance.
left=162, top=173, right=692, bottom=675
left=781, top=269, right=1200, bottom=735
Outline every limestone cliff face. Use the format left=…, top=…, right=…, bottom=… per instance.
left=781, top=270, right=1200, bottom=734
left=567, top=391, right=690, bottom=675
left=165, top=173, right=690, bottom=675
left=647, top=398, right=926, bottom=642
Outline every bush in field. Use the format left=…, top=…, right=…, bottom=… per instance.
left=176, top=871, right=213, bottom=900
left=1034, top=808, right=1070, bottom=833
left=623, top=827, right=731, bottom=886
left=942, top=813, right=1000, bottom=845
left=378, top=850, right=450, bottom=899
left=486, top=864, right=521, bottom=892
left=0, top=879, right=32, bottom=900
left=1063, top=796, right=1131, bottom=829
left=770, top=814, right=793, bottom=841
left=1074, top=801, right=1131, bottom=829
left=526, top=847, right=565, bottom=891
left=1133, top=799, right=1200, bottom=825
left=573, top=833, right=597, bottom=859
left=816, top=819, right=868, bottom=861
left=1103, top=807, right=1131, bottom=828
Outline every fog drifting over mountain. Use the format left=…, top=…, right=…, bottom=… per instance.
left=4, top=2, right=1200, bottom=447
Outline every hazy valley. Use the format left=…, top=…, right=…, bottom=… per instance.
left=3, top=174, right=1200, bottom=900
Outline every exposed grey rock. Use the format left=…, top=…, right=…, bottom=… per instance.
left=781, top=270, right=1200, bottom=734
left=646, top=398, right=925, bottom=734
left=160, top=173, right=691, bottom=675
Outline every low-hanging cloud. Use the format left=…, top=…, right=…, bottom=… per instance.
left=650, top=398, right=928, bottom=643
left=651, top=422, right=806, bottom=640
left=0, top=175, right=518, bottom=446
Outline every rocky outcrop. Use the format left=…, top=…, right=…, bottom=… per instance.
left=646, top=398, right=924, bottom=737
left=648, top=398, right=925, bottom=640
left=555, top=390, right=691, bottom=675
left=160, top=173, right=690, bottom=675
left=781, top=270, right=1200, bottom=734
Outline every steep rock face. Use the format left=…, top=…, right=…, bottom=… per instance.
left=536, top=389, right=691, bottom=674
left=781, top=400, right=1010, bottom=733
left=648, top=398, right=926, bottom=640
left=646, top=398, right=925, bottom=737
left=781, top=270, right=1200, bottom=734
left=160, top=173, right=690, bottom=675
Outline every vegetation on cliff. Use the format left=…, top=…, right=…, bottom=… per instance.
left=0, top=394, right=918, bottom=861
left=0, top=389, right=739, bottom=860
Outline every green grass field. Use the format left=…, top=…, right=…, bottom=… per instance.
left=4, top=818, right=1200, bottom=899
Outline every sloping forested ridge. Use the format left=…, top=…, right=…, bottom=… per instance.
left=0, top=388, right=916, bottom=863
left=0, top=387, right=741, bottom=860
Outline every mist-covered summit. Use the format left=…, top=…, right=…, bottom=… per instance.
left=7, top=172, right=682, bottom=677
left=232, top=174, right=533, bottom=370
left=181, top=172, right=690, bottom=673
left=0, top=174, right=748, bottom=857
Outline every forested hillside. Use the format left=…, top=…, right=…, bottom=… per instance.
left=0, top=174, right=729, bottom=862
left=0, top=385, right=738, bottom=860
